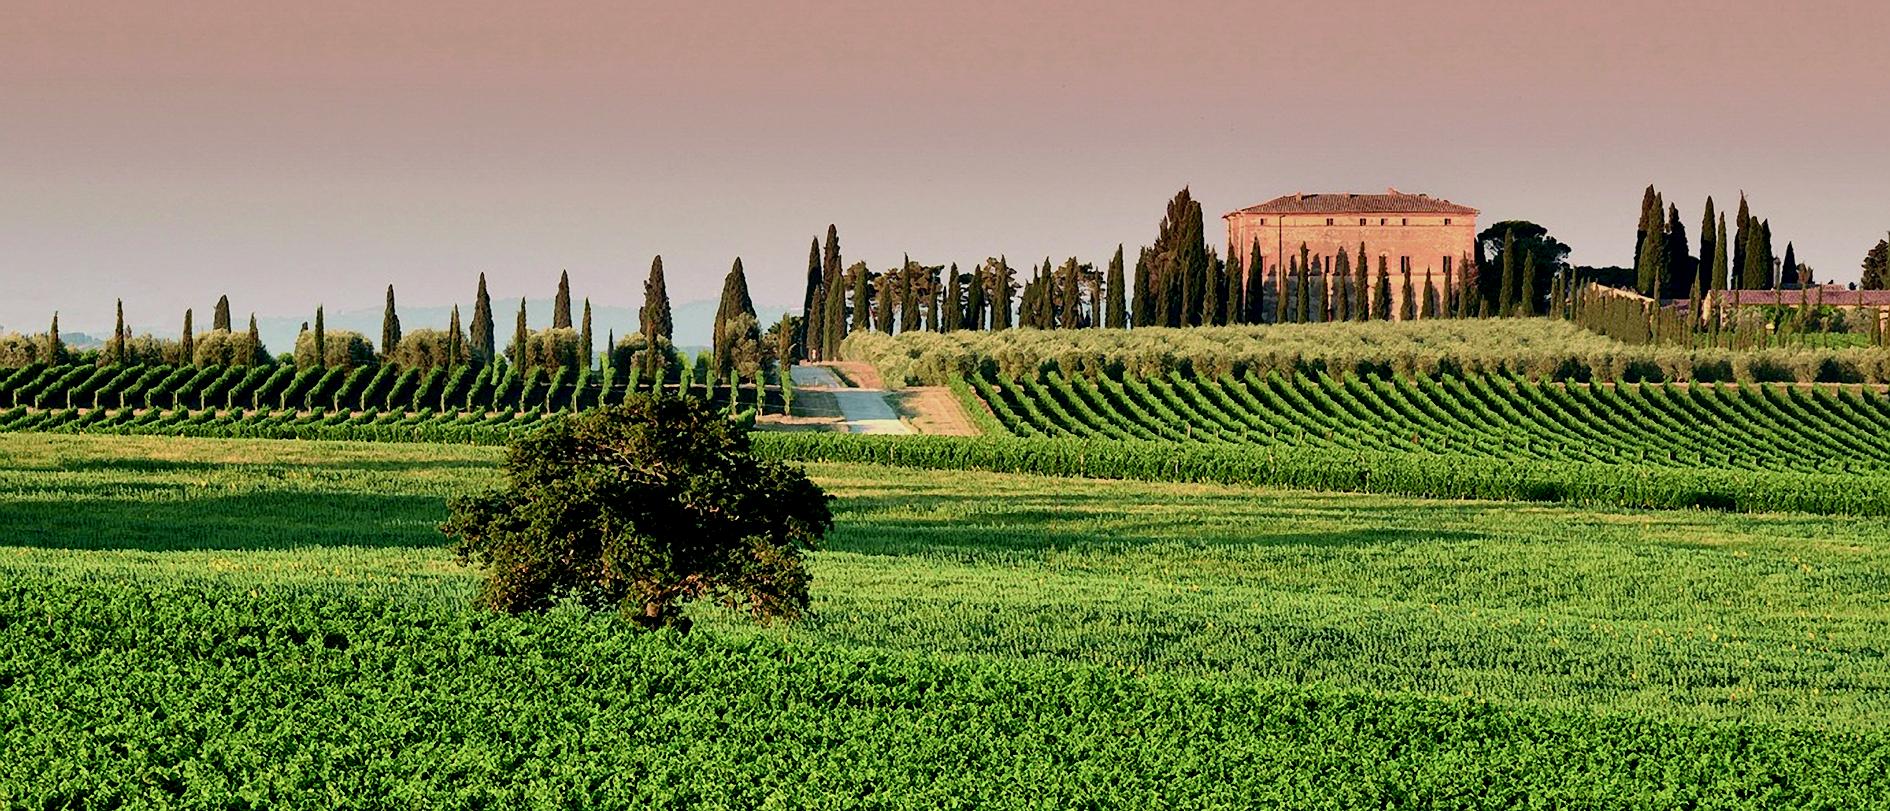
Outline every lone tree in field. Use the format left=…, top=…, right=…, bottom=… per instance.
left=381, top=284, right=401, bottom=359
left=441, top=397, right=832, bottom=630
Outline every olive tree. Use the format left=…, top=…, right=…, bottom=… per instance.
left=441, top=396, right=831, bottom=630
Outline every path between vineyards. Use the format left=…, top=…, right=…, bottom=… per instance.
left=788, top=365, right=913, bottom=435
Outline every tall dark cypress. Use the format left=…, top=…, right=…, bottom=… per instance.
left=580, top=299, right=593, bottom=371
left=448, top=305, right=464, bottom=366
left=1131, top=249, right=1152, bottom=327
left=994, top=257, right=1015, bottom=330
left=1333, top=249, right=1352, bottom=322
left=1354, top=243, right=1371, bottom=322
left=640, top=257, right=672, bottom=378
left=851, top=264, right=873, bottom=333
left=471, top=273, right=495, bottom=364
left=1664, top=204, right=1690, bottom=299
left=1500, top=229, right=1520, bottom=313
left=1520, top=253, right=1538, bottom=315
left=1711, top=215, right=1729, bottom=292
left=1634, top=185, right=1659, bottom=271
left=1244, top=239, right=1267, bottom=324
left=943, top=263, right=962, bottom=332
left=964, top=264, right=986, bottom=331
left=1202, top=251, right=1224, bottom=327
left=1782, top=243, right=1799, bottom=288
left=799, top=237, right=823, bottom=360
left=1224, top=250, right=1243, bottom=325
left=822, top=268, right=847, bottom=354
left=820, top=226, right=844, bottom=358
left=714, top=257, right=757, bottom=374
left=1733, top=195, right=1751, bottom=289
left=1297, top=256, right=1313, bottom=323
left=1759, top=220, right=1776, bottom=289
left=1699, top=198, right=1717, bottom=294
left=1059, top=258, right=1083, bottom=329
left=47, top=312, right=63, bottom=363
left=247, top=314, right=262, bottom=362
left=513, top=298, right=528, bottom=371
left=108, top=299, right=126, bottom=363
left=213, top=295, right=231, bottom=332
left=309, top=307, right=321, bottom=369
left=1105, top=246, right=1126, bottom=328
left=553, top=270, right=573, bottom=329
left=381, top=285, right=401, bottom=358
left=182, top=309, right=196, bottom=363
left=1374, top=256, right=1392, bottom=320
left=1274, top=256, right=1290, bottom=324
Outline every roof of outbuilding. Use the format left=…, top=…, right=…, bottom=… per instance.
left=1227, top=189, right=1479, bottom=217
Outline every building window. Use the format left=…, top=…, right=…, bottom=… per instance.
left=1379, top=218, right=1387, bottom=225
left=1259, top=218, right=1267, bottom=225
left=1326, top=218, right=1334, bottom=226
left=1400, top=218, right=1408, bottom=226
left=1358, top=218, right=1367, bottom=226
left=1444, top=218, right=1452, bottom=225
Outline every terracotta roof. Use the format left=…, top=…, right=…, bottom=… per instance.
left=1226, top=188, right=1479, bottom=217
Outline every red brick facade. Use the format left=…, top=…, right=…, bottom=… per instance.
left=1223, top=189, right=1478, bottom=319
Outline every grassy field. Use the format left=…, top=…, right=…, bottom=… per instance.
left=4, top=433, right=1890, bottom=805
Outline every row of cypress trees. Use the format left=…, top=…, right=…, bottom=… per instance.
left=1634, top=187, right=1798, bottom=306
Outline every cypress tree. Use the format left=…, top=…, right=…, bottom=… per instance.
left=182, top=309, right=196, bottom=363
left=1399, top=265, right=1416, bottom=321
left=1699, top=198, right=1716, bottom=292
left=850, top=264, right=873, bottom=332
left=247, top=314, right=262, bottom=362
left=1634, top=184, right=1658, bottom=271
left=448, top=305, right=464, bottom=366
left=213, top=295, right=231, bottom=332
left=310, top=307, right=322, bottom=369
left=1297, top=256, right=1313, bottom=323
left=994, top=257, right=1015, bottom=329
left=1105, top=246, right=1126, bottom=328
left=1782, top=242, right=1799, bottom=289
left=714, top=258, right=757, bottom=374
left=553, top=270, right=573, bottom=329
left=1712, top=215, right=1729, bottom=292
left=1733, top=195, right=1751, bottom=288
left=1334, top=248, right=1352, bottom=322
left=512, top=299, right=527, bottom=371
left=1421, top=274, right=1439, bottom=319
left=580, top=299, right=593, bottom=371
left=1760, top=220, right=1776, bottom=289
left=1173, top=192, right=1208, bottom=326
left=800, top=237, right=822, bottom=360
left=1520, top=252, right=1538, bottom=316
left=381, top=285, right=401, bottom=358
left=47, top=312, right=63, bottom=363
left=1354, top=243, right=1371, bottom=322
left=1276, top=257, right=1293, bottom=324
left=1130, top=249, right=1150, bottom=327
left=964, top=264, right=987, bottom=331
left=640, top=257, right=671, bottom=379
left=943, top=263, right=962, bottom=332
left=1245, top=239, right=1267, bottom=324
left=1060, top=257, right=1084, bottom=329
left=822, top=269, right=847, bottom=353
left=471, top=273, right=495, bottom=364
left=820, top=226, right=844, bottom=357
left=901, top=255, right=921, bottom=332
left=1203, top=252, right=1224, bottom=327
left=1374, top=256, right=1392, bottom=320
left=1500, top=229, right=1519, bottom=313
left=1663, top=204, right=1689, bottom=299
left=107, top=299, right=126, bottom=363
left=875, top=266, right=898, bottom=333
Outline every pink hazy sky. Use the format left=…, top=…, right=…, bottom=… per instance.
left=5, top=0, right=1890, bottom=335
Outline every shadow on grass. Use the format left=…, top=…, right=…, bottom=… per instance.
left=0, top=490, right=450, bottom=551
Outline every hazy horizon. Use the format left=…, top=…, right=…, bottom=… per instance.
left=8, top=0, right=1890, bottom=337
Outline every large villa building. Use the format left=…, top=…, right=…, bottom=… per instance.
left=1224, top=189, right=1478, bottom=318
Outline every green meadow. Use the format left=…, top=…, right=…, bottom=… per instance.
left=3, top=433, right=1888, bottom=806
